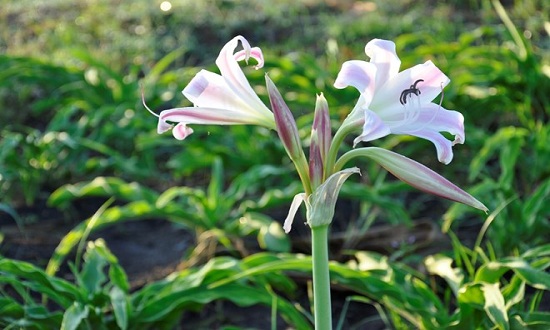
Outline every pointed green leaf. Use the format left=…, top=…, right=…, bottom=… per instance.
left=110, top=286, right=129, bottom=330
left=482, top=283, right=509, bottom=330
left=61, top=302, right=89, bottom=330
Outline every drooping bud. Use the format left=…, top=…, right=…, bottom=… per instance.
left=265, top=74, right=303, bottom=161
left=309, top=94, right=332, bottom=188
left=348, top=147, right=488, bottom=212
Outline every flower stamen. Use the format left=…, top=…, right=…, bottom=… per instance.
left=399, top=79, right=424, bottom=105
left=406, top=82, right=445, bottom=133
left=140, top=84, right=160, bottom=118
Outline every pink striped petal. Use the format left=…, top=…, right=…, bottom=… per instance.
left=159, top=107, right=260, bottom=126
left=183, top=70, right=254, bottom=117
left=411, top=130, right=455, bottom=165
left=385, top=104, right=465, bottom=164
left=394, top=103, right=465, bottom=141
left=353, top=109, right=391, bottom=146
left=371, top=61, right=450, bottom=112
left=215, top=36, right=270, bottom=115
left=334, top=60, right=377, bottom=105
left=365, top=39, right=401, bottom=88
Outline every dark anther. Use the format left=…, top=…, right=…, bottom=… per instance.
left=399, top=79, right=424, bottom=105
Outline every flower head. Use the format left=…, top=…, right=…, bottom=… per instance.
left=334, top=39, right=464, bottom=164
left=152, top=35, right=275, bottom=140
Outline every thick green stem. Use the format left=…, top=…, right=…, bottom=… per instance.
left=311, top=224, right=332, bottom=330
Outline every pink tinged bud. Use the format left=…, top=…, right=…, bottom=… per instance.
left=309, top=94, right=332, bottom=188
left=312, top=94, right=332, bottom=161
left=309, top=143, right=323, bottom=189
left=265, top=74, right=303, bottom=161
left=359, top=147, right=488, bottom=212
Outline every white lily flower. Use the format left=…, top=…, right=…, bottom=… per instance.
left=335, top=39, right=464, bottom=164
left=154, top=35, right=275, bottom=140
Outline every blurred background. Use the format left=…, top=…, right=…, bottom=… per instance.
left=0, top=0, right=549, bottom=328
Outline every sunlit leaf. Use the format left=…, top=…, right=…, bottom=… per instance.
left=60, top=302, right=89, bottom=330
left=482, top=283, right=509, bottom=330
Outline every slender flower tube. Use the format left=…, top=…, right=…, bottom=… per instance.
left=334, top=39, right=464, bottom=164
left=152, top=35, right=275, bottom=140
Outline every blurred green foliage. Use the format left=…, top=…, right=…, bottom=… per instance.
left=1, top=0, right=550, bottom=328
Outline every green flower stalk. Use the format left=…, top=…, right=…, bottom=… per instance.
left=267, top=79, right=359, bottom=330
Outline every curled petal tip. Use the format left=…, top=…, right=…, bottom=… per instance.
left=172, top=123, right=194, bottom=140
left=157, top=120, right=173, bottom=134
left=453, top=135, right=465, bottom=145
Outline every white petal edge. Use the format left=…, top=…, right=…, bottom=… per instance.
left=365, top=39, right=401, bottom=88
left=353, top=109, right=392, bottom=146
left=215, top=36, right=270, bottom=116
left=334, top=60, right=377, bottom=104
left=410, top=129, right=455, bottom=165
left=283, top=193, right=306, bottom=233
left=371, top=60, right=450, bottom=112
